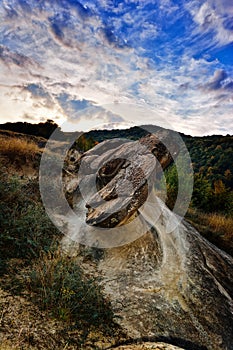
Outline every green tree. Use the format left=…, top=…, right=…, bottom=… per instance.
left=191, top=174, right=213, bottom=211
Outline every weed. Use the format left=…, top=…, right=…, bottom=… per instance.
left=0, top=171, right=61, bottom=273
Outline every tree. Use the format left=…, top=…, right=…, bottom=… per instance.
left=191, top=174, right=213, bottom=211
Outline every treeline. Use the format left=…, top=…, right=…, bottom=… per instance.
left=165, top=135, right=233, bottom=215
left=1, top=121, right=232, bottom=214
left=185, top=135, right=233, bottom=189
left=0, top=119, right=61, bottom=139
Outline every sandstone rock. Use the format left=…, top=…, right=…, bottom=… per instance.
left=73, top=133, right=179, bottom=228
left=63, top=132, right=233, bottom=350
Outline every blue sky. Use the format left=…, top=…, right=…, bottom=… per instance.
left=0, top=0, right=232, bottom=135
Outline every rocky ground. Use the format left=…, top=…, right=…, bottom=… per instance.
left=0, top=287, right=184, bottom=350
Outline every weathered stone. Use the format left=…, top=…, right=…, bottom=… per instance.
left=73, top=133, right=178, bottom=228
left=63, top=132, right=233, bottom=350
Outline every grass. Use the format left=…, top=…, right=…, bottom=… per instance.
left=27, top=251, right=115, bottom=334
left=186, top=208, right=233, bottom=256
left=0, top=170, right=61, bottom=274
left=0, top=170, right=120, bottom=349
left=0, top=136, right=41, bottom=164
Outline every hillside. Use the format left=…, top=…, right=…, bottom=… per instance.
left=0, top=125, right=233, bottom=350
left=1, top=121, right=232, bottom=187
left=0, top=123, right=232, bottom=255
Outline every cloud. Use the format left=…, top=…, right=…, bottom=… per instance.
left=0, top=0, right=232, bottom=136
left=204, top=69, right=227, bottom=90
left=57, top=94, right=125, bottom=126
left=23, top=113, right=44, bottom=121
left=0, top=45, right=39, bottom=69
left=187, top=0, right=233, bottom=48
left=60, top=100, right=126, bottom=131
left=202, top=69, right=233, bottom=93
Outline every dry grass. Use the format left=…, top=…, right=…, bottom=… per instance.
left=186, top=208, right=233, bottom=256
left=206, top=213, right=233, bottom=238
left=27, top=250, right=115, bottom=330
left=0, top=344, right=20, bottom=350
left=0, top=136, right=41, bottom=162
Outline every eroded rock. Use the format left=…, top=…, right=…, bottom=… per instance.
left=63, top=132, right=233, bottom=350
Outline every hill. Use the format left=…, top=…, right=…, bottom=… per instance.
left=1, top=122, right=232, bottom=256
left=0, top=124, right=232, bottom=349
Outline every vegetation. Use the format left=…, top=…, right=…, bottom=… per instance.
left=0, top=170, right=119, bottom=349
left=74, top=134, right=98, bottom=152
left=164, top=163, right=233, bottom=215
left=185, top=135, right=233, bottom=189
left=0, top=136, right=41, bottom=164
left=28, top=252, right=114, bottom=332
left=0, top=170, right=60, bottom=273
left=185, top=135, right=233, bottom=213
left=0, top=119, right=61, bottom=139
left=186, top=209, right=233, bottom=256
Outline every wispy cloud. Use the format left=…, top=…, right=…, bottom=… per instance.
left=0, top=0, right=232, bottom=135
left=202, top=69, right=233, bottom=92
left=187, top=0, right=233, bottom=48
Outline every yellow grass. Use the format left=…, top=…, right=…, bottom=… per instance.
left=0, top=344, right=23, bottom=350
left=206, top=212, right=233, bottom=239
left=187, top=208, right=233, bottom=255
left=0, top=136, right=40, bottom=162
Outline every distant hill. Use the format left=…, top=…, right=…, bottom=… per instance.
left=85, top=126, right=233, bottom=191
left=0, top=120, right=81, bottom=141
left=1, top=120, right=232, bottom=192
left=0, top=120, right=60, bottom=139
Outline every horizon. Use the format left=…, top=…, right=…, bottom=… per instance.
left=0, top=0, right=233, bottom=136
left=1, top=119, right=232, bottom=138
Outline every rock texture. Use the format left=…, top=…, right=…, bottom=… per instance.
left=63, top=132, right=233, bottom=350
left=71, top=133, right=179, bottom=229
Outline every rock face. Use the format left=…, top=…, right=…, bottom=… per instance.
left=63, top=132, right=233, bottom=350
left=70, top=133, right=177, bottom=226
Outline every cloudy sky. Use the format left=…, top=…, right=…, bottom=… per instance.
left=0, top=0, right=232, bottom=135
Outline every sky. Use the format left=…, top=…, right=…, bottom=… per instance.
left=0, top=0, right=232, bottom=136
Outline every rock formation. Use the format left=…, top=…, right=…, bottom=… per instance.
left=63, top=132, right=233, bottom=350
